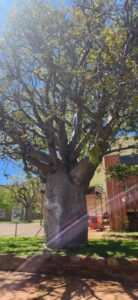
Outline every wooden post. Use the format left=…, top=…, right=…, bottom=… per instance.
left=15, top=222, right=18, bottom=237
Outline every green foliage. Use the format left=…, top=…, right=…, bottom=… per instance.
left=9, top=177, right=40, bottom=210
left=114, top=215, right=129, bottom=231
left=108, top=164, right=138, bottom=181
left=0, top=186, right=13, bottom=211
left=0, top=0, right=137, bottom=178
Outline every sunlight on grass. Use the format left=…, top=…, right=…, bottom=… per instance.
left=0, top=237, right=44, bottom=256
left=0, top=237, right=137, bottom=258
left=107, top=232, right=138, bottom=238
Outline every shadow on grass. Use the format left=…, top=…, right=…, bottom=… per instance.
left=0, top=237, right=138, bottom=258
left=55, top=239, right=138, bottom=258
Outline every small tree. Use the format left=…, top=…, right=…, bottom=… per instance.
left=10, top=177, right=40, bottom=222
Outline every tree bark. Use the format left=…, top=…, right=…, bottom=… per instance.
left=24, top=207, right=31, bottom=222
left=44, top=167, right=88, bottom=248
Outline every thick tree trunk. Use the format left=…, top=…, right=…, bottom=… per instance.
left=44, top=167, right=88, bottom=248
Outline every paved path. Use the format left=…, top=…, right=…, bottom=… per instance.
left=0, top=222, right=43, bottom=237
left=0, top=272, right=138, bottom=300
left=0, top=222, right=108, bottom=238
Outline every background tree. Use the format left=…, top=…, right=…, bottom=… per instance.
left=9, top=177, right=40, bottom=222
left=0, top=185, right=13, bottom=216
left=0, top=0, right=137, bottom=248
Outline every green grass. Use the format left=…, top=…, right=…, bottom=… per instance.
left=0, top=237, right=44, bottom=256
left=55, top=239, right=138, bottom=259
left=0, top=237, right=138, bottom=258
left=107, top=232, right=138, bottom=238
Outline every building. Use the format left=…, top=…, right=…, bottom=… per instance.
left=104, top=154, right=138, bottom=231
left=87, top=137, right=138, bottom=231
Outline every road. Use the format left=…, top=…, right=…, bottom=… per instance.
left=0, top=222, right=44, bottom=237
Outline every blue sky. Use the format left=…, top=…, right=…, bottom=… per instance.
left=0, top=0, right=73, bottom=184
left=0, top=0, right=13, bottom=24
left=0, top=159, right=25, bottom=185
left=0, top=0, right=21, bottom=185
left=0, top=0, right=13, bottom=10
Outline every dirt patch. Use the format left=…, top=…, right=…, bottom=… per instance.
left=88, top=227, right=109, bottom=239
left=0, top=271, right=138, bottom=300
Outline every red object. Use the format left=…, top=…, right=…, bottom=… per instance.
left=88, top=215, right=103, bottom=229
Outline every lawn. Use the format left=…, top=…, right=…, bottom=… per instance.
left=107, top=232, right=138, bottom=238
left=0, top=237, right=138, bottom=258
left=0, top=237, right=44, bottom=256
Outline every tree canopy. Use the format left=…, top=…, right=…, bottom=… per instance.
left=0, top=185, right=12, bottom=212
left=108, top=163, right=138, bottom=181
left=0, top=0, right=137, bottom=184
left=9, top=176, right=40, bottom=221
left=9, top=177, right=40, bottom=209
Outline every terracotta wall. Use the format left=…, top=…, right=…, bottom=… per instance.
left=104, top=155, right=138, bottom=231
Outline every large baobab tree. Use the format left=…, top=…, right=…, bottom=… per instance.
left=0, top=0, right=137, bottom=247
